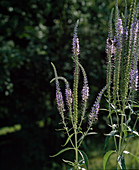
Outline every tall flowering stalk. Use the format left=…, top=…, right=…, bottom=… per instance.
left=104, top=1, right=139, bottom=169
left=50, top=20, right=109, bottom=169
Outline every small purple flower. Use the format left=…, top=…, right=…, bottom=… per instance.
left=82, top=85, right=89, bottom=101
left=56, top=89, right=65, bottom=115
left=73, top=37, right=80, bottom=56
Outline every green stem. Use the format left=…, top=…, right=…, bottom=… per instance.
left=73, top=56, right=79, bottom=126
left=79, top=101, right=87, bottom=129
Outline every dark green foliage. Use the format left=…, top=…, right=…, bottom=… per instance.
left=0, top=0, right=134, bottom=169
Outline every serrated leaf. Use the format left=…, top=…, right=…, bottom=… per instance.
left=100, top=108, right=109, bottom=111
left=62, top=133, right=74, bottom=147
left=78, top=134, right=85, bottom=143
left=104, top=130, right=118, bottom=150
left=104, top=130, right=117, bottom=136
left=123, top=151, right=139, bottom=163
left=50, top=147, right=74, bottom=157
left=77, top=132, right=97, bottom=143
left=62, top=159, right=75, bottom=166
left=79, top=150, right=89, bottom=170
left=118, top=154, right=126, bottom=170
left=125, top=134, right=134, bottom=139
left=124, top=125, right=139, bottom=136
left=103, top=150, right=116, bottom=170
left=87, top=132, right=98, bottom=135
left=55, top=128, right=65, bottom=131
left=115, top=134, right=121, bottom=138
left=104, top=136, right=110, bottom=150
left=108, top=124, right=117, bottom=129
left=108, top=110, right=115, bottom=118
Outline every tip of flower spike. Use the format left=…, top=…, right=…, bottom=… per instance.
left=73, top=21, right=80, bottom=56
left=74, top=19, right=79, bottom=33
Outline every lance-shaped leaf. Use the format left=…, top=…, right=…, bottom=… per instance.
left=50, top=147, right=74, bottom=157
left=62, top=159, right=75, bottom=166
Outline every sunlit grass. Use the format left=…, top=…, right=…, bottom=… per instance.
left=88, top=138, right=139, bottom=170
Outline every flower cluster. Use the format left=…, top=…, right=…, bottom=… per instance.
left=72, top=20, right=80, bottom=56
left=82, top=85, right=89, bottom=101
left=114, top=16, right=123, bottom=52
left=73, top=36, right=80, bottom=56
left=106, top=38, right=116, bottom=56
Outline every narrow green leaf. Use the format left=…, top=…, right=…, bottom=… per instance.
left=124, top=125, right=139, bottom=136
left=132, top=105, right=139, bottom=108
left=118, top=154, right=126, bottom=170
left=62, top=133, right=74, bottom=147
left=79, top=150, right=89, bottom=170
left=123, top=151, right=139, bottom=163
left=103, top=150, right=116, bottom=170
left=50, top=147, right=74, bottom=157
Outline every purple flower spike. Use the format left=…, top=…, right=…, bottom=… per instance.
left=89, top=84, right=109, bottom=125
left=115, top=17, right=123, bottom=52
left=130, top=67, right=138, bottom=91
left=56, top=90, right=65, bottom=115
left=65, top=88, right=72, bottom=106
left=118, top=18, right=123, bottom=35
left=72, top=20, right=80, bottom=56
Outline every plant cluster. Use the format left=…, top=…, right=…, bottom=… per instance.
left=104, top=0, right=139, bottom=169
left=51, top=0, right=139, bottom=169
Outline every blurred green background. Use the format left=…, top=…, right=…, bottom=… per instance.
left=0, top=0, right=138, bottom=169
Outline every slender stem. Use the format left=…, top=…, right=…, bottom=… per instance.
left=78, top=124, right=91, bottom=149
left=62, top=115, right=75, bottom=148
left=73, top=55, right=79, bottom=168
left=79, top=101, right=87, bottom=129
left=74, top=128, right=78, bottom=169
left=118, top=102, right=125, bottom=155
